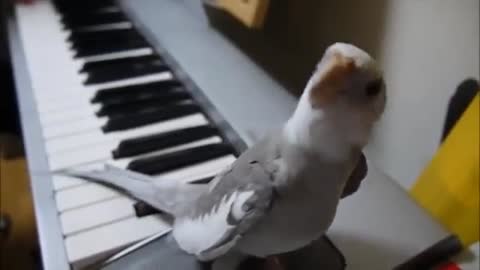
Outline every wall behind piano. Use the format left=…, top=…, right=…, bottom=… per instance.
left=206, top=0, right=479, bottom=189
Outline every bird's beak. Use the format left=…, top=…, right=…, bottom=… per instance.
left=309, top=52, right=356, bottom=108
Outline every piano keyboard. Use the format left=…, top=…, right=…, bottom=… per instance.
left=15, top=0, right=241, bottom=268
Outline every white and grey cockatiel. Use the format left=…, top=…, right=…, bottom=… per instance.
left=68, top=42, right=386, bottom=269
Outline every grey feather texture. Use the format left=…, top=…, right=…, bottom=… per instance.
left=67, top=164, right=207, bottom=216
left=63, top=42, right=386, bottom=269
left=173, top=137, right=279, bottom=260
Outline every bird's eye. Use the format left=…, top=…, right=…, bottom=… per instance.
left=365, top=78, right=383, bottom=97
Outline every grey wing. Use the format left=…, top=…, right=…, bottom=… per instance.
left=172, top=160, right=276, bottom=261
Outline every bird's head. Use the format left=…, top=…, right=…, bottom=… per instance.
left=307, top=42, right=386, bottom=124
left=286, top=43, right=386, bottom=153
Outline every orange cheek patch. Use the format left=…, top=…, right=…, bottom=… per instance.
left=309, top=53, right=355, bottom=108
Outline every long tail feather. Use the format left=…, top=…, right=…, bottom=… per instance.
left=65, top=165, right=177, bottom=214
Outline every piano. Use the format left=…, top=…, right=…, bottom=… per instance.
left=7, top=0, right=449, bottom=269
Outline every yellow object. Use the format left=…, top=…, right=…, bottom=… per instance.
left=216, top=0, right=270, bottom=29
left=411, top=94, right=479, bottom=246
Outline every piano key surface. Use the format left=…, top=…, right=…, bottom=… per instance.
left=45, top=114, right=210, bottom=154
left=60, top=196, right=138, bottom=236
left=51, top=155, right=235, bottom=192
left=48, top=136, right=224, bottom=171
left=13, top=0, right=244, bottom=268
left=119, top=0, right=299, bottom=146
left=9, top=5, right=71, bottom=270
left=64, top=215, right=171, bottom=270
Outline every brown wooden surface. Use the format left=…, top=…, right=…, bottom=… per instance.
left=0, top=135, right=38, bottom=270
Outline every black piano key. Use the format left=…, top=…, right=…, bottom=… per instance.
left=95, top=85, right=186, bottom=105
left=61, top=12, right=127, bottom=29
left=61, top=14, right=126, bottom=27
left=112, top=125, right=219, bottom=159
left=58, top=5, right=120, bottom=17
left=127, top=143, right=234, bottom=175
left=63, top=21, right=128, bottom=32
left=90, top=80, right=187, bottom=104
left=54, top=0, right=115, bottom=8
left=69, top=30, right=149, bottom=58
left=133, top=202, right=161, bottom=218
left=54, top=0, right=116, bottom=15
left=96, top=86, right=187, bottom=107
left=91, top=80, right=180, bottom=99
left=102, top=104, right=201, bottom=132
left=189, top=176, right=216, bottom=185
left=91, top=81, right=182, bottom=103
left=84, top=58, right=169, bottom=84
left=80, top=54, right=160, bottom=73
left=70, top=33, right=147, bottom=51
left=96, top=92, right=192, bottom=117
left=69, top=29, right=144, bottom=45
left=74, top=41, right=148, bottom=58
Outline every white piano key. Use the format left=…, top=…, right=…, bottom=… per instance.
left=35, top=70, right=171, bottom=101
left=65, top=215, right=170, bottom=270
left=31, top=59, right=168, bottom=99
left=21, top=15, right=163, bottom=113
left=60, top=197, right=137, bottom=236
left=37, top=82, right=177, bottom=124
left=31, top=73, right=85, bottom=89
left=47, top=130, right=105, bottom=153
left=82, top=47, right=153, bottom=63
left=35, top=72, right=173, bottom=113
left=34, top=89, right=109, bottom=116
left=35, top=95, right=89, bottom=113
left=53, top=155, right=236, bottom=210
left=48, top=136, right=222, bottom=171
left=21, top=58, right=81, bottom=97
left=89, top=72, right=174, bottom=91
left=36, top=74, right=174, bottom=111
left=53, top=174, right=88, bottom=191
left=37, top=95, right=96, bottom=114
left=56, top=183, right=121, bottom=212
left=45, top=114, right=208, bottom=153
left=39, top=105, right=101, bottom=126
left=17, top=3, right=91, bottom=121
left=48, top=143, right=114, bottom=171
left=31, top=78, right=83, bottom=91
left=35, top=87, right=91, bottom=106
left=96, top=6, right=122, bottom=13
left=30, top=73, right=85, bottom=93
left=52, top=163, right=105, bottom=191
left=22, top=36, right=80, bottom=81
left=42, top=116, right=108, bottom=139
left=52, top=154, right=235, bottom=192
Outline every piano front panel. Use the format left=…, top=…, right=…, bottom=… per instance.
left=14, top=0, right=244, bottom=268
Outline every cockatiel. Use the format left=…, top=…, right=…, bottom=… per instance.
left=67, top=42, right=386, bottom=270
